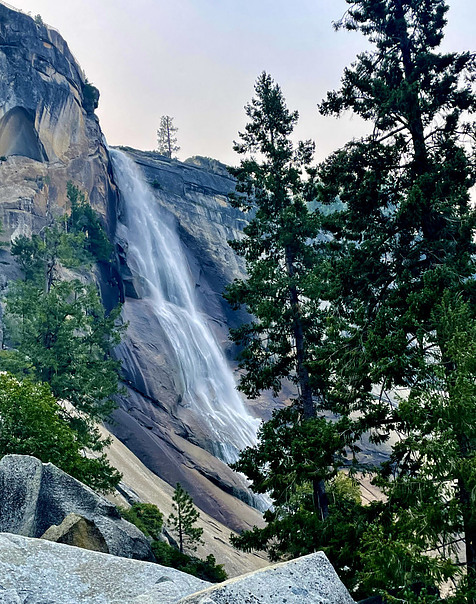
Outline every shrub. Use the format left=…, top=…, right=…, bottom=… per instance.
left=119, top=503, right=163, bottom=539
left=118, top=503, right=227, bottom=583
left=151, top=541, right=227, bottom=583
left=82, top=80, right=99, bottom=114
left=67, top=182, right=113, bottom=262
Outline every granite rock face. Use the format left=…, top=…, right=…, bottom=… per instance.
left=178, top=552, right=356, bottom=604
left=0, top=533, right=354, bottom=604
left=0, top=3, right=117, bottom=245
left=0, top=455, right=154, bottom=561
left=0, top=532, right=210, bottom=604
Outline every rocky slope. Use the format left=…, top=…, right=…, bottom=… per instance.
left=97, top=428, right=268, bottom=577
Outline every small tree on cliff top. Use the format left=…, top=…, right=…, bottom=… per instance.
left=157, top=115, right=180, bottom=159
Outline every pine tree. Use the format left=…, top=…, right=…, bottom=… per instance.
left=67, top=182, right=113, bottom=263
left=317, top=0, right=476, bottom=597
left=157, top=115, right=180, bottom=159
left=168, top=484, right=203, bottom=554
left=223, top=75, right=371, bottom=591
left=1, top=214, right=124, bottom=490
left=225, top=72, right=336, bottom=518
left=0, top=372, right=120, bottom=493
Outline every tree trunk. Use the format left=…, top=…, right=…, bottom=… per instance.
left=178, top=510, right=183, bottom=553
left=166, top=118, right=172, bottom=159
left=394, top=0, right=445, bottom=246
left=285, top=245, right=329, bottom=520
left=394, top=0, right=428, bottom=171
left=459, top=478, right=476, bottom=594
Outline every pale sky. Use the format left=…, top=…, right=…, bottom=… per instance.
left=6, top=0, right=476, bottom=165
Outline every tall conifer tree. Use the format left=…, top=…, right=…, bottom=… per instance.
left=225, top=77, right=369, bottom=591
left=1, top=215, right=124, bottom=493
left=317, top=0, right=476, bottom=597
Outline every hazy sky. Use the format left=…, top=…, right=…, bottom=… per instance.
left=6, top=0, right=476, bottom=165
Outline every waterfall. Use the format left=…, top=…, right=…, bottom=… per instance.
left=110, top=149, right=260, bottom=464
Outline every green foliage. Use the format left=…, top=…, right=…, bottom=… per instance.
left=11, top=222, right=90, bottom=287
left=1, top=209, right=123, bottom=493
left=314, top=0, right=476, bottom=598
left=2, top=277, right=122, bottom=423
left=231, top=407, right=346, bottom=503
left=119, top=503, right=163, bottom=540
left=34, top=14, right=44, bottom=26
left=149, top=179, right=161, bottom=190
left=231, top=471, right=368, bottom=595
left=226, top=71, right=372, bottom=594
left=227, top=71, right=338, bottom=520
left=356, top=295, right=476, bottom=600
left=169, top=484, right=203, bottom=553
left=118, top=502, right=226, bottom=583
left=151, top=541, right=227, bottom=583
left=0, top=372, right=120, bottom=492
left=67, top=182, right=113, bottom=263
left=82, top=79, right=100, bottom=114
left=228, top=3, right=476, bottom=600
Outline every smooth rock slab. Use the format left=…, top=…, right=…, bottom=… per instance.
left=178, top=551, right=355, bottom=604
left=0, top=533, right=210, bottom=604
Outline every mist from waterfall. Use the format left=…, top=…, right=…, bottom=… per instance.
left=110, top=149, right=260, bottom=464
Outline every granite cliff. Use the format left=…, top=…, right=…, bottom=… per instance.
left=0, top=2, right=266, bottom=536
left=0, top=3, right=116, bottom=235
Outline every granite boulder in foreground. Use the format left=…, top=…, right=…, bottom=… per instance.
left=0, top=454, right=154, bottom=561
left=0, top=533, right=210, bottom=603
left=178, top=551, right=356, bottom=604
left=0, top=532, right=356, bottom=604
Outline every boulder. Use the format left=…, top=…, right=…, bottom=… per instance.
left=177, top=551, right=356, bottom=604
left=0, top=532, right=210, bottom=604
left=40, top=513, right=109, bottom=553
left=0, top=455, right=154, bottom=561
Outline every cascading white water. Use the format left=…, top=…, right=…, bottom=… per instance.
left=110, top=149, right=260, bottom=464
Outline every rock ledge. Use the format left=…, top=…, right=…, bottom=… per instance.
left=0, top=532, right=355, bottom=604
left=178, top=551, right=356, bottom=604
left=0, top=532, right=209, bottom=603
